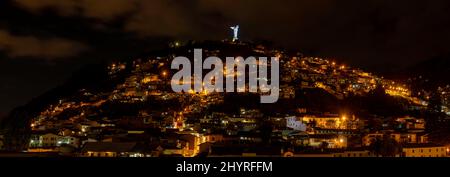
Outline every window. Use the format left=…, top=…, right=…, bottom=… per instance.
left=412, top=150, right=415, bottom=153
left=429, top=149, right=431, bottom=152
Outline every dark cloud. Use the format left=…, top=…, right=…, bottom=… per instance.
left=12, top=0, right=450, bottom=68
left=14, top=0, right=138, bottom=20
left=123, top=1, right=197, bottom=37
left=12, top=0, right=218, bottom=38
left=0, top=30, right=88, bottom=59
left=197, top=0, right=450, bottom=68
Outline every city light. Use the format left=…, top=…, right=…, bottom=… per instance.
left=1, top=6, right=447, bottom=160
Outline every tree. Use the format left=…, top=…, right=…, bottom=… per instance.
left=259, top=120, right=273, bottom=144
left=426, top=92, right=444, bottom=132
left=319, top=141, right=329, bottom=149
left=369, top=135, right=401, bottom=157
left=369, top=137, right=382, bottom=157
left=428, top=92, right=442, bottom=113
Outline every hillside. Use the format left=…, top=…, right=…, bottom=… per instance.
left=0, top=40, right=423, bottom=151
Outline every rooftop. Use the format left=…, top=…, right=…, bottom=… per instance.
left=402, top=143, right=446, bottom=148
left=81, top=142, right=138, bottom=152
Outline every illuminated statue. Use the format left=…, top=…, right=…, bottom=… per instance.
left=230, top=25, right=239, bottom=42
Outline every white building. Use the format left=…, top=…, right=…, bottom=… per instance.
left=40, top=133, right=59, bottom=147
left=29, top=133, right=80, bottom=148
left=286, top=116, right=307, bottom=131
left=57, top=136, right=80, bottom=148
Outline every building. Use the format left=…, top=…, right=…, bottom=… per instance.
left=284, top=148, right=374, bottom=157
left=401, top=144, right=447, bottom=157
left=333, top=150, right=373, bottom=157
left=204, top=134, right=224, bottom=143
left=307, top=134, right=347, bottom=148
left=395, top=117, right=426, bottom=131
left=363, top=132, right=429, bottom=146
left=286, top=116, right=307, bottom=131
left=29, top=133, right=80, bottom=149
left=159, top=142, right=189, bottom=157
left=36, top=133, right=59, bottom=147
left=81, top=142, right=146, bottom=157
left=301, top=114, right=360, bottom=130
left=280, top=85, right=295, bottom=99
left=204, top=142, right=282, bottom=157
left=57, top=136, right=80, bottom=148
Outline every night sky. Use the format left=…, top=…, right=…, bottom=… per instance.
left=1, top=0, right=450, bottom=117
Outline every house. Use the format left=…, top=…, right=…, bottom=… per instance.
left=81, top=138, right=98, bottom=146
left=204, top=134, right=224, bottom=143
left=402, top=143, right=447, bottom=157
left=280, top=85, right=295, bottom=99
left=390, top=132, right=429, bottom=144
left=57, top=136, right=80, bottom=148
left=28, top=132, right=61, bottom=152
left=205, top=142, right=282, bottom=157
left=178, top=133, right=204, bottom=157
left=284, top=148, right=374, bottom=157
left=81, top=142, right=146, bottom=157
left=332, top=149, right=373, bottom=157
left=159, top=142, right=189, bottom=157
left=307, top=134, right=347, bottom=148
left=395, top=117, right=426, bottom=131
left=29, top=132, right=80, bottom=149
left=300, top=114, right=360, bottom=130
left=58, top=128, right=77, bottom=136
left=363, top=131, right=429, bottom=146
